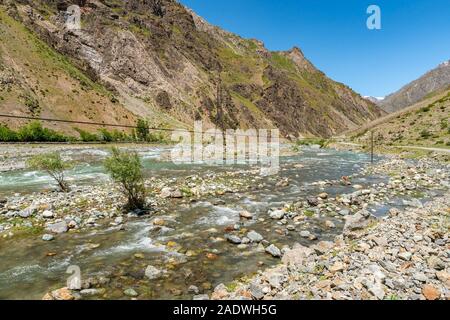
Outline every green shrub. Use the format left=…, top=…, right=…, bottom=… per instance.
left=296, top=138, right=327, bottom=148
left=98, top=128, right=113, bottom=142
left=417, top=105, right=431, bottom=113
left=26, top=152, right=73, bottom=192
left=136, top=118, right=150, bottom=141
left=98, top=129, right=134, bottom=142
left=0, top=124, right=18, bottom=142
left=419, top=129, right=432, bottom=139
left=74, top=127, right=99, bottom=142
left=104, top=148, right=147, bottom=211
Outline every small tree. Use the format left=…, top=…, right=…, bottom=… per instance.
left=104, top=148, right=147, bottom=211
left=136, top=118, right=150, bottom=142
left=27, top=153, right=73, bottom=192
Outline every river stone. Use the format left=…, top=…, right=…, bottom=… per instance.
left=427, top=256, right=445, bottom=270
left=171, top=189, right=183, bottom=198
left=249, top=283, right=265, bottom=300
left=343, top=210, right=373, bottom=235
left=46, top=221, right=68, bottom=234
left=19, top=206, right=37, bottom=218
left=188, top=285, right=199, bottom=294
left=80, top=288, right=104, bottom=297
left=247, top=231, right=263, bottom=243
left=339, top=209, right=350, bottom=216
left=225, top=234, right=242, bottom=244
left=193, top=294, right=209, bottom=300
left=282, top=244, right=313, bottom=268
left=307, top=197, right=319, bottom=207
left=269, top=209, right=285, bottom=220
left=398, top=251, right=412, bottom=261
left=413, top=272, right=428, bottom=282
left=422, top=285, right=441, bottom=300
left=160, top=187, right=172, bottom=198
left=42, top=234, right=54, bottom=241
left=299, top=230, right=311, bottom=238
left=265, top=244, right=282, bottom=258
left=124, top=288, right=138, bottom=297
left=50, top=287, right=75, bottom=300
left=145, top=265, right=163, bottom=280
left=325, top=220, right=336, bottom=229
left=367, top=281, right=385, bottom=300
left=42, top=210, right=54, bottom=219
left=239, top=211, right=253, bottom=219
left=313, top=241, right=334, bottom=255
left=318, top=193, right=328, bottom=199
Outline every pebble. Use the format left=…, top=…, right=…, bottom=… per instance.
left=124, top=288, right=138, bottom=297
left=239, top=211, right=253, bottom=219
left=265, top=244, right=282, bottom=258
left=398, top=252, right=412, bottom=261
left=42, top=210, right=54, bottom=219
left=145, top=265, right=163, bottom=280
left=225, top=234, right=242, bottom=244
left=247, top=231, right=264, bottom=243
left=269, top=210, right=285, bottom=220
left=42, top=234, right=54, bottom=241
left=45, top=221, right=68, bottom=234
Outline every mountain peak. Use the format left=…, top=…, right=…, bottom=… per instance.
left=439, top=60, right=450, bottom=67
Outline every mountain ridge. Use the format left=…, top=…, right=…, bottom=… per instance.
left=0, top=0, right=385, bottom=138
left=379, top=59, right=450, bottom=113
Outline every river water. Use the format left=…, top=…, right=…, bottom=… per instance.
left=0, top=146, right=425, bottom=300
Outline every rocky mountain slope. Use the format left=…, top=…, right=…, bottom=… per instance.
left=0, top=6, right=136, bottom=135
left=350, top=88, right=450, bottom=148
left=0, top=0, right=384, bottom=138
left=380, top=60, right=450, bottom=113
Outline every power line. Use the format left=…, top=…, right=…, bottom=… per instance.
left=0, top=113, right=277, bottom=138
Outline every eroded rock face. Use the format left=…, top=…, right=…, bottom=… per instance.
left=8, top=0, right=384, bottom=137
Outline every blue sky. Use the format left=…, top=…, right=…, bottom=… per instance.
left=180, top=0, right=450, bottom=97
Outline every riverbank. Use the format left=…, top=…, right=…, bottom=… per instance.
left=211, top=158, right=449, bottom=300
left=0, top=146, right=448, bottom=300
left=331, top=141, right=450, bottom=163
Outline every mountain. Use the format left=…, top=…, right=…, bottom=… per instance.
left=0, top=6, right=136, bottom=135
left=380, top=60, right=450, bottom=113
left=0, top=0, right=384, bottom=138
left=364, top=96, right=384, bottom=104
left=350, top=88, right=450, bottom=148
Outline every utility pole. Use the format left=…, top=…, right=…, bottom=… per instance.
left=370, top=130, right=374, bottom=164
left=216, top=72, right=227, bottom=150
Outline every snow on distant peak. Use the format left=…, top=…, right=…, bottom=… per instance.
left=364, top=96, right=385, bottom=101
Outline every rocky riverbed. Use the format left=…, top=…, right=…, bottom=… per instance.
left=210, top=159, right=450, bottom=301
left=0, top=146, right=448, bottom=300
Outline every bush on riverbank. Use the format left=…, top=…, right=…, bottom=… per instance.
left=0, top=122, right=71, bottom=142
left=26, top=152, right=74, bottom=192
left=0, top=119, right=168, bottom=143
left=295, top=138, right=330, bottom=148
left=104, top=147, right=147, bottom=211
